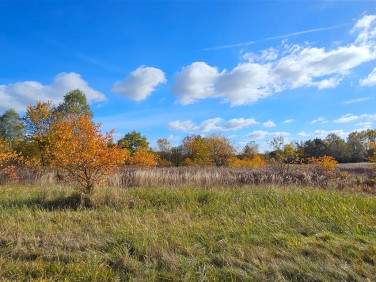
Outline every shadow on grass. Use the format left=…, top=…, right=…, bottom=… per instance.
left=0, top=192, right=93, bottom=211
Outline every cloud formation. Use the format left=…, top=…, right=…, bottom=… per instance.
left=333, top=114, right=359, bottom=123
left=342, top=97, right=371, bottom=104
left=172, top=15, right=376, bottom=106
left=333, top=113, right=376, bottom=123
left=360, top=67, right=376, bottom=86
left=0, top=72, right=105, bottom=112
left=263, top=120, right=276, bottom=128
left=168, top=117, right=258, bottom=133
left=248, top=130, right=290, bottom=140
left=310, top=117, right=328, bottom=124
left=112, top=66, right=166, bottom=101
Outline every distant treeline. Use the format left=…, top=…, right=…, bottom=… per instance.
left=0, top=89, right=375, bottom=169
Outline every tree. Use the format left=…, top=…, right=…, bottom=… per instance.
left=182, top=135, right=211, bottom=166
left=156, top=138, right=174, bottom=167
left=348, top=132, right=367, bottom=162
left=23, top=101, right=55, bottom=167
left=129, top=148, right=158, bottom=167
left=301, top=138, right=328, bottom=159
left=118, top=131, right=149, bottom=154
left=0, top=138, right=22, bottom=181
left=55, top=89, right=93, bottom=119
left=0, top=109, right=25, bottom=147
left=205, top=134, right=235, bottom=166
left=242, top=142, right=259, bottom=158
left=50, top=114, right=126, bottom=194
left=325, top=133, right=351, bottom=163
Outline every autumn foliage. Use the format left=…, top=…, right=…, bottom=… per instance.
left=50, top=114, right=126, bottom=194
left=128, top=148, right=158, bottom=168
left=0, top=139, right=21, bottom=180
left=308, top=155, right=338, bottom=176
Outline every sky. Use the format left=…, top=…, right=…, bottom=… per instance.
left=1, top=1, right=376, bottom=152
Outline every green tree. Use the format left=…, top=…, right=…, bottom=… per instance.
left=325, top=133, right=351, bottom=163
left=347, top=132, right=367, bottom=162
left=55, top=89, right=93, bottom=119
left=118, top=130, right=149, bottom=154
left=0, top=109, right=25, bottom=146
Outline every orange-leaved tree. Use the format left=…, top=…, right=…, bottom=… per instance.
left=0, top=138, right=22, bottom=181
left=23, top=101, right=56, bottom=168
left=50, top=114, right=126, bottom=194
left=129, top=148, right=158, bottom=167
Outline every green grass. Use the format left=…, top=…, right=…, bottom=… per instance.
left=0, top=185, right=375, bottom=281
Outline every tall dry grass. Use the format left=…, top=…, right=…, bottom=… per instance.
left=2, top=163, right=373, bottom=191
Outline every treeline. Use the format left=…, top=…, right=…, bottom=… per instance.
left=0, top=89, right=375, bottom=172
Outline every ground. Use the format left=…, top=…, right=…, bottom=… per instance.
left=0, top=185, right=375, bottom=281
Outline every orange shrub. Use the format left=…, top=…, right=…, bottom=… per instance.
left=228, top=154, right=267, bottom=168
left=0, top=139, right=21, bottom=180
left=308, top=155, right=338, bottom=174
left=129, top=148, right=158, bottom=168
left=50, top=114, right=126, bottom=194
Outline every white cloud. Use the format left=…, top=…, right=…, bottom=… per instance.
left=222, top=118, right=259, bottom=130
left=297, top=131, right=310, bottom=137
left=342, top=97, right=371, bottom=104
left=248, top=130, right=290, bottom=140
left=263, top=120, right=276, bottom=128
left=282, top=119, right=294, bottom=124
left=310, top=117, right=328, bottom=124
left=168, top=117, right=258, bottom=133
left=173, top=15, right=376, bottom=106
left=355, top=121, right=373, bottom=128
left=313, top=129, right=348, bottom=138
left=333, top=114, right=359, bottom=123
left=112, top=66, right=166, bottom=101
left=360, top=67, right=376, bottom=86
left=171, top=62, right=220, bottom=105
left=0, top=72, right=106, bottom=112
left=332, top=113, right=376, bottom=124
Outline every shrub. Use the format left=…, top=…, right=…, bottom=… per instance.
left=50, top=114, right=126, bottom=194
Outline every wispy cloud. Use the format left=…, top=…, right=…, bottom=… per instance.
left=282, top=119, right=294, bottom=124
left=342, top=97, right=371, bottom=104
left=168, top=117, right=259, bottom=133
left=204, top=23, right=349, bottom=51
left=310, top=117, right=328, bottom=124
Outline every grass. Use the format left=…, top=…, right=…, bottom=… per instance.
left=0, top=185, right=375, bottom=281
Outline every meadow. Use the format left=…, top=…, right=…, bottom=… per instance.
left=0, top=166, right=375, bottom=281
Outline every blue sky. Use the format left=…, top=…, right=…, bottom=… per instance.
left=1, top=1, right=376, bottom=152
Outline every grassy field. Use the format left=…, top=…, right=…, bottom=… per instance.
left=0, top=185, right=375, bottom=281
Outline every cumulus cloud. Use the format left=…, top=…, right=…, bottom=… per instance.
left=263, top=120, right=276, bottom=128
left=360, top=67, right=376, bottom=86
left=0, top=72, right=105, bottom=112
left=310, top=117, right=328, bottom=124
left=248, top=130, right=290, bottom=140
left=112, top=66, right=166, bottom=101
left=172, top=15, right=376, bottom=106
left=168, top=117, right=258, bottom=133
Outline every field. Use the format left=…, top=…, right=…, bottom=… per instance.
left=0, top=183, right=375, bottom=281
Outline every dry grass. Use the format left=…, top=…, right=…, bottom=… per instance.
left=0, top=185, right=375, bottom=281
